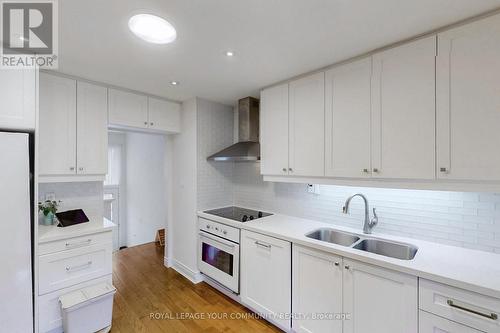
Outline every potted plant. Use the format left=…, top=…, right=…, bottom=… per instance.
left=38, top=200, right=61, bottom=225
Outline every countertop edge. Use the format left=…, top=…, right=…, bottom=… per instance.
left=38, top=217, right=116, bottom=244
left=197, top=211, right=500, bottom=299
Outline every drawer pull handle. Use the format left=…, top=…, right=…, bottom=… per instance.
left=66, top=261, right=92, bottom=272
left=447, top=300, right=498, bottom=320
left=65, top=239, right=92, bottom=248
left=255, top=241, right=271, bottom=249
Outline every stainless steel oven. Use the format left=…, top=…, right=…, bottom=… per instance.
left=198, top=218, right=240, bottom=293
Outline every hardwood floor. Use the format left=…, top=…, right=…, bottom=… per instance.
left=111, top=243, right=281, bottom=333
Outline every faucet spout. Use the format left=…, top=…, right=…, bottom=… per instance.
left=343, top=193, right=378, bottom=234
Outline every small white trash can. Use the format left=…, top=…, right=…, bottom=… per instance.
left=59, top=282, right=116, bottom=333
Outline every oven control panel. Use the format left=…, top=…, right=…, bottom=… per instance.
left=199, top=218, right=240, bottom=243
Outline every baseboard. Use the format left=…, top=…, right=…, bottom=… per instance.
left=171, top=260, right=204, bottom=284
left=163, top=256, right=173, bottom=268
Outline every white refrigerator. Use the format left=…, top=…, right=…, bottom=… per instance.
left=0, top=131, right=33, bottom=332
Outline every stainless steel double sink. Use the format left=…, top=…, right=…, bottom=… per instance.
left=305, top=228, right=418, bottom=260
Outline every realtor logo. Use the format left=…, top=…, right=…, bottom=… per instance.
left=1, top=0, right=58, bottom=68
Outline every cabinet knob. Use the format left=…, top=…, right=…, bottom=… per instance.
left=282, top=168, right=287, bottom=172
left=440, top=167, right=448, bottom=173
left=373, top=168, right=379, bottom=173
left=289, top=168, right=293, bottom=172
left=334, top=262, right=340, bottom=266
left=144, top=121, right=148, bottom=125
left=69, top=167, right=75, bottom=171
left=150, top=122, right=154, bottom=126
left=362, top=168, right=369, bottom=173
left=79, top=167, right=84, bottom=171
left=344, top=265, right=350, bottom=270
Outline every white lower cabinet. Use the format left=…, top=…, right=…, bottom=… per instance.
left=343, top=258, right=418, bottom=333
left=419, top=310, right=483, bottom=333
left=240, top=230, right=291, bottom=330
left=292, top=245, right=343, bottom=333
left=292, top=245, right=418, bottom=333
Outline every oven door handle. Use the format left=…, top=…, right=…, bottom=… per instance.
left=199, top=231, right=237, bottom=249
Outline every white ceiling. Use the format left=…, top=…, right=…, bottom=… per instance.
left=58, top=0, right=500, bottom=106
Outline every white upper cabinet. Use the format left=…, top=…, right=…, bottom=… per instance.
left=76, top=81, right=108, bottom=175
left=343, top=259, right=418, bottom=333
left=371, top=36, right=436, bottom=180
left=148, top=97, right=181, bottom=133
left=292, top=245, right=343, bottom=333
left=39, top=73, right=77, bottom=176
left=0, top=69, right=36, bottom=130
left=325, top=58, right=372, bottom=178
left=260, top=83, right=289, bottom=176
left=437, top=14, right=500, bottom=181
left=108, top=88, right=148, bottom=129
left=289, top=72, right=325, bottom=177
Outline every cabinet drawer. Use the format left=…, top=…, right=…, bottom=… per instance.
left=419, top=279, right=500, bottom=332
left=39, top=243, right=112, bottom=295
left=39, top=231, right=112, bottom=255
left=419, top=310, right=484, bottom=333
left=38, top=275, right=112, bottom=333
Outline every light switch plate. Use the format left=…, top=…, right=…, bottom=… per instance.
left=306, top=184, right=320, bottom=195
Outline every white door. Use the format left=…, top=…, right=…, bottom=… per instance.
left=325, top=58, right=372, bottom=178
left=292, top=245, right=343, bottom=333
left=437, top=14, right=500, bottom=181
left=0, top=68, right=36, bottom=130
left=240, top=230, right=291, bottom=331
left=289, top=72, right=325, bottom=177
left=260, top=83, right=289, bottom=176
left=39, top=73, right=77, bottom=175
left=0, top=132, right=33, bottom=333
left=77, top=81, right=108, bottom=175
left=148, top=97, right=181, bottom=133
left=343, top=259, right=418, bottom=333
left=419, top=310, right=483, bottom=333
left=108, top=88, right=148, bottom=128
left=371, top=36, right=436, bottom=179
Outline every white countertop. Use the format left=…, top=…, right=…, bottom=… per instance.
left=197, top=211, right=500, bottom=299
left=38, top=217, right=115, bottom=244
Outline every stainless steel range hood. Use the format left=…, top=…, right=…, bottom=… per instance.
left=207, top=97, right=260, bottom=162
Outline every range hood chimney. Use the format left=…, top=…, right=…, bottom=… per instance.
left=207, top=97, right=260, bottom=162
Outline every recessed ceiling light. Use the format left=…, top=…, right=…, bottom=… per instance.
left=225, top=51, right=234, bottom=57
left=171, top=81, right=178, bottom=86
left=128, top=14, right=177, bottom=44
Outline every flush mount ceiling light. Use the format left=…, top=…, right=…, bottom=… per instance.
left=128, top=14, right=177, bottom=44
left=170, top=81, right=178, bottom=86
left=225, top=51, right=234, bottom=57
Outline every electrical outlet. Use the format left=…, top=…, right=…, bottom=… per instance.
left=45, top=192, right=56, bottom=201
left=306, top=184, right=320, bottom=195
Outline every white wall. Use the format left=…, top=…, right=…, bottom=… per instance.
left=38, top=182, right=103, bottom=223
left=232, top=163, right=500, bottom=253
left=172, top=98, right=199, bottom=277
left=125, top=132, right=167, bottom=247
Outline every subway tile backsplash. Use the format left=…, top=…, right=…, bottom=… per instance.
left=231, top=163, right=500, bottom=253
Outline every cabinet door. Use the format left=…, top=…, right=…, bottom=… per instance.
left=325, top=58, right=372, bottom=178
left=371, top=36, right=436, bottom=179
left=260, top=83, right=289, bottom=175
left=343, top=259, right=418, bottom=333
left=292, top=245, right=343, bottom=333
left=437, top=14, right=500, bottom=181
left=240, top=230, right=291, bottom=330
left=289, top=72, right=325, bottom=176
left=419, top=310, right=483, bottom=333
left=0, top=68, right=36, bottom=130
left=148, top=97, right=181, bottom=133
left=108, top=88, right=148, bottom=128
left=39, top=73, right=77, bottom=175
left=76, top=81, right=108, bottom=175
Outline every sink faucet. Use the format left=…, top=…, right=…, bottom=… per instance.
left=342, top=193, right=378, bottom=234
